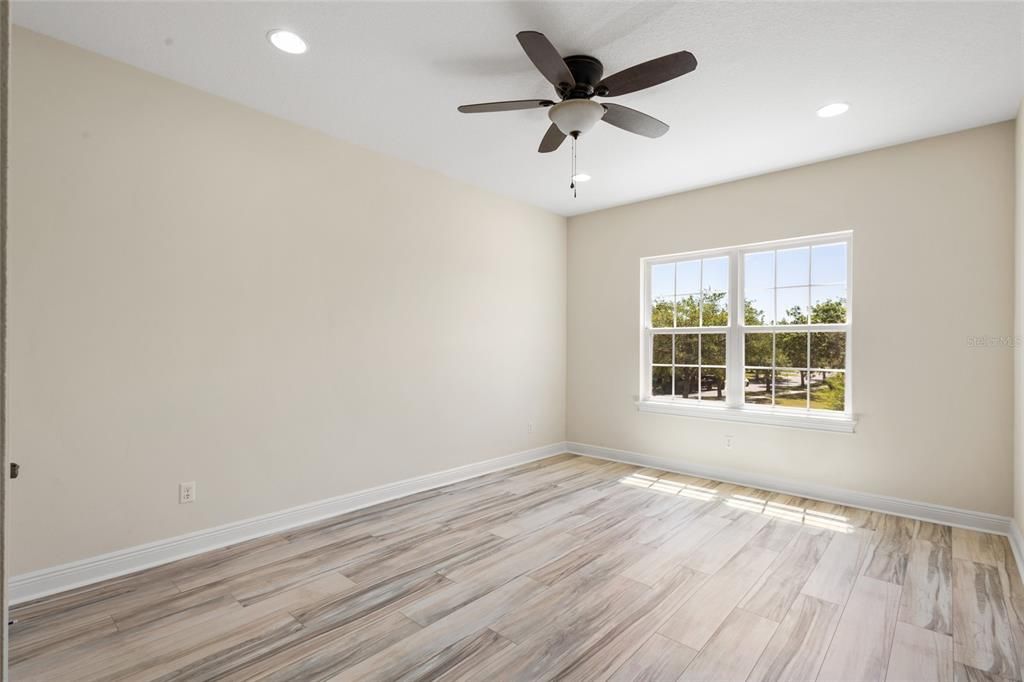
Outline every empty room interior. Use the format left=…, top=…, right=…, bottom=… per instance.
left=1, top=1, right=1024, bottom=680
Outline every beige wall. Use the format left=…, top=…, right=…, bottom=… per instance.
left=568, top=122, right=1016, bottom=516
left=7, top=28, right=566, bottom=574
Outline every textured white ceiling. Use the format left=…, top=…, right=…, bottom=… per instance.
left=13, top=1, right=1024, bottom=216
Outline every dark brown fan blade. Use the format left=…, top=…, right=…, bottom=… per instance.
left=598, top=51, right=697, bottom=97
left=517, top=31, right=575, bottom=90
left=458, top=99, right=554, bottom=113
left=538, top=123, right=566, bottom=153
left=600, top=103, right=669, bottom=138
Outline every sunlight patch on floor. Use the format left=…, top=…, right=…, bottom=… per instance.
left=619, top=473, right=853, bottom=533
left=620, top=473, right=718, bottom=501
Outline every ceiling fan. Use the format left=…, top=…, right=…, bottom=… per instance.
left=458, top=31, right=698, bottom=153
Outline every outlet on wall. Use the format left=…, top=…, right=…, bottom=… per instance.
left=724, top=435, right=734, bottom=449
left=179, top=481, right=196, bottom=504
left=527, top=422, right=534, bottom=433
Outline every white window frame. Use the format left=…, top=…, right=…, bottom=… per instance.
left=638, top=231, right=855, bottom=432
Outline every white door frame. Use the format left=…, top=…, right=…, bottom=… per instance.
left=1, top=1, right=11, bottom=678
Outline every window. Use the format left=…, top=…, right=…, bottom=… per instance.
left=640, top=232, right=853, bottom=431
left=650, top=255, right=729, bottom=403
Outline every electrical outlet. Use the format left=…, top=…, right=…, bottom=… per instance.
left=179, top=481, right=196, bottom=504
left=724, top=435, right=734, bottom=449
left=527, top=422, right=534, bottom=433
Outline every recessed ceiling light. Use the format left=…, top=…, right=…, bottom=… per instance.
left=267, top=29, right=307, bottom=55
left=572, top=173, right=591, bottom=183
left=816, top=102, right=849, bottom=118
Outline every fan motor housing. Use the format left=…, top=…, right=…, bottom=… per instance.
left=562, top=55, right=604, bottom=99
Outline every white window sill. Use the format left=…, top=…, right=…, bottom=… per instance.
left=636, top=400, right=856, bottom=433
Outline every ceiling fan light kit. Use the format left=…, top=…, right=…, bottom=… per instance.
left=548, top=100, right=605, bottom=137
left=458, top=30, right=697, bottom=195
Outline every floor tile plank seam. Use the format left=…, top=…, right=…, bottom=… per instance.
left=879, top=584, right=908, bottom=682
left=692, top=520, right=835, bottom=675
left=734, top=605, right=791, bottom=682
left=661, top=542, right=781, bottom=675
left=675, top=604, right=772, bottom=680
left=550, top=568, right=710, bottom=680
left=731, top=527, right=833, bottom=681
left=603, top=627, right=663, bottom=682
left=810, top=561, right=873, bottom=682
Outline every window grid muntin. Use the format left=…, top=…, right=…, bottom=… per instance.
left=649, top=328, right=730, bottom=402
left=653, top=256, right=732, bottom=329
left=742, top=329, right=847, bottom=412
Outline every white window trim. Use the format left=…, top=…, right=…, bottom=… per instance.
left=638, top=231, right=856, bottom=433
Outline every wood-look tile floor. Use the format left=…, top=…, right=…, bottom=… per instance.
left=10, top=454, right=1024, bottom=681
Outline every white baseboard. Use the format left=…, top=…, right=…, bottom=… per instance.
left=1009, top=521, right=1024, bottom=586
left=567, top=441, right=1016, bottom=537
left=9, top=441, right=568, bottom=605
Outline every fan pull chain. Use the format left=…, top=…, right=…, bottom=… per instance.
left=569, top=135, right=577, bottom=198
